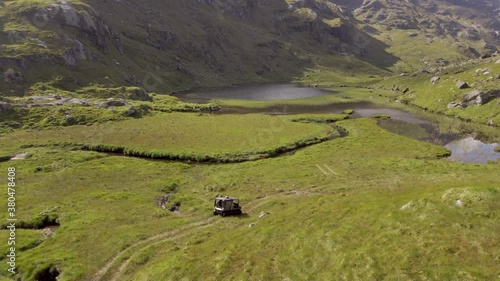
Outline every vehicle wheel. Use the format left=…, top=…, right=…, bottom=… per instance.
left=213, top=211, right=218, bottom=216
left=221, top=212, right=226, bottom=217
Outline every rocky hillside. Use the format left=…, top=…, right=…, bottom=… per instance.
left=354, top=0, right=499, bottom=71
left=0, top=0, right=390, bottom=95
left=0, top=0, right=498, bottom=95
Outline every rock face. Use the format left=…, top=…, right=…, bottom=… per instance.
left=35, top=1, right=114, bottom=52
left=124, top=106, right=137, bottom=117
left=461, top=89, right=500, bottom=107
left=456, top=81, right=469, bottom=89
left=105, top=98, right=127, bottom=107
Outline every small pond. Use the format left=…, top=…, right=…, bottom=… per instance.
left=445, top=137, right=500, bottom=164
left=179, top=83, right=499, bottom=164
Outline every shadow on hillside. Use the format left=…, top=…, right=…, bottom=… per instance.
left=265, top=0, right=399, bottom=78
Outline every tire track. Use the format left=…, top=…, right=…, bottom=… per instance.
left=93, top=190, right=324, bottom=281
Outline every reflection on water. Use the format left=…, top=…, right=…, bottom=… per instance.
left=377, top=119, right=461, bottom=146
left=445, top=137, right=500, bottom=164
left=177, top=83, right=332, bottom=101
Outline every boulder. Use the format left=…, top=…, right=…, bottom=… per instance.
left=56, top=98, right=89, bottom=106
left=461, top=46, right=481, bottom=58
left=0, top=101, right=13, bottom=112
left=456, top=81, right=469, bottom=89
left=484, top=43, right=498, bottom=53
left=481, top=53, right=492, bottom=59
left=462, top=89, right=482, bottom=101
left=64, top=114, right=75, bottom=125
left=431, top=76, right=440, bottom=84
left=461, top=89, right=500, bottom=107
left=3, top=68, right=23, bottom=84
left=106, top=98, right=127, bottom=107
left=477, top=90, right=500, bottom=105
left=129, top=88, right=152, bottom=101
left=124, top=106, right=136, bottom=116
left=68, top=98, right=89, bottom=106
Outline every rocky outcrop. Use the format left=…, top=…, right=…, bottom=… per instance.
left=461, top=89, right=500, bottom=107
left=456, top=81, right=469, bottom=89
left=30, top=1, right=114, bottom=52
left=4, top=68, right=23, bottom=84
left=62, top=38, right=100, bottom=65
left=128, top=88, right=153, bottom=101
left=105, top=98, right=127, bottom=107
left=124, top=106, right=137, bottom=117
left=0, top=102, right=13, bottom=112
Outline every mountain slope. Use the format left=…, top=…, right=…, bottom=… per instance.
left=0, top=0, right=396, bottom=94
left=0, top=0, right=498, bottom=94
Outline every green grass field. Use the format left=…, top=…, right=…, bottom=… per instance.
left=0, top=114, right=498, bottom=280
left=0, top=112, right=337, bottom=162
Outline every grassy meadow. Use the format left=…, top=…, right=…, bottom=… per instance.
left=376, top=58, right=500, bottom=126
left=0, top=110, right=499, bottom=280
left=0, top=112, right=338, bottom=162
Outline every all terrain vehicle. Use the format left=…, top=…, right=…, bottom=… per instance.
left=213, top=196, right=242, bottom=216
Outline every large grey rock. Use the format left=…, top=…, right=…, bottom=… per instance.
left=484, top=43, right=498, bottom=53
left=124, top=106, right=137, bottom=116
left=461, top=89, right=500, bottom=107
left=27, top=96, right=55, bottom=102
left=456, top=81, right=469, bottom=89
left=106, top=98, right=127, bottom=107
left=462, top=90, right=482, bottom=102
left=129, top=88, right=152, bottom=101
left=56, top=98, right=89, bottom=106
